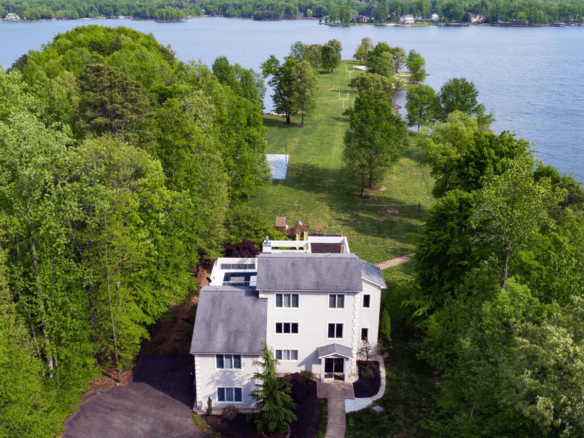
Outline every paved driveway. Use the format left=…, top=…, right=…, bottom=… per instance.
left=64, top=355, right=206, bottom=438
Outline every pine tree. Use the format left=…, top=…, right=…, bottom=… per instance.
left=250, top=340, right=297, bottom=435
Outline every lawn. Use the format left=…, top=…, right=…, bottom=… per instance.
left=251, top=60, right=435, bottom=264
left=252, top=60, right=439, bottom=435
left=345, top=341, right=437, bottom=438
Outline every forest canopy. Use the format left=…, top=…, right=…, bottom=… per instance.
left=2, top=0, right=584, bottom=24
left=0, top=25, right=274, bottom=436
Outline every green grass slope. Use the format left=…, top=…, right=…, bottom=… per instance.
left=251, top=60, right=434, bottom=264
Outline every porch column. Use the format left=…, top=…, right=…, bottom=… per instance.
left=320, top=357, right=325, bottom=382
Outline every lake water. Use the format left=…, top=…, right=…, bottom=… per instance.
left=1, top=18, right=583, bottom=181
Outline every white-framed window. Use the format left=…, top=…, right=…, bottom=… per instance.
left=216, top=354, right=242, bottom=369
left=361, top=328, right=369, bottom=341
left=363, top=294, right=371, bottom=308
left=275, top=322, right=299, bottom=334
left=217, top=387, right=243, bottom=403
left=329, top=294, right=345, bottom=309
left=327, top=323, right=343, bottom=339
left=275, top=349, right=299, bottom=361
left=276, top=293, right=299, bottom=308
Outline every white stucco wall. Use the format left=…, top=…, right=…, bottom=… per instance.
left=358, top=280, right=382, bottom=347
left=261, top=290, right=359, bottom=376
left=193, top=279, right=383, bottom=409
left=194, top=354, right=259, bottom=410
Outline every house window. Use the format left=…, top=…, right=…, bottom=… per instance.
left=328, top=323, right=343, bottom=339
left=276, top=293, right=299, bottom=308
left=361, top=328, right=369, bottom=341
left=363, top=295, right=371, bottom=308
left=275, top=322, right=299, bottom=334
left=276, top=350, right=299, bottom=361
left=329, top=294, right=345, bottom=308
left=216, top=354, right=242, bottom=369
left=217, top=387, right=243, bottom=403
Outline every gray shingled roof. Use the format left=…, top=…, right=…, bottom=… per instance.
left=190, top=286, right=267, bottom=355
left=317, top=343, right=353, bottom=358
left=256, top=253, right=363, bottom=292
left=359, top=260, right=387, bottom=288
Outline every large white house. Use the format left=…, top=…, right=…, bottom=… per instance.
left=190, top=235, right=386, bottom=411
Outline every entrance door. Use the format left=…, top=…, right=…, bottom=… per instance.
left=324, top=358, right=344, bottom=374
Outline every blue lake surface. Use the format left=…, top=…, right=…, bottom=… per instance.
left=1, top=18, right=583, bottom=181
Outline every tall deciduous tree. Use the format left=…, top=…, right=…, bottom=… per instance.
left=437, top=77, right=493, bottom=127
left=321, top=43, right=341, bottom=73
left=262, top=55, right=296, bottom=124
left=508, top=295, right=584, bottom=436
left=349, top=73, right=394, bottom=101
left=354, top=44, right=369, bottom=61
left=303, top=44, right=323, bottom=69
left=472, top=155, right=564, bottom=286
left=406, top=51, right=426, bottom=84
left=343, top=93, right=408, bottom=196
left=289, top=41, right=307, bottom=61
left=326, top=39, right=342, bottom=55
left=290, top=60, right=318, bottom=127
left=405, top=84, right=438, bottom=129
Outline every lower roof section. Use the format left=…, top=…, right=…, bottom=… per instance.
left=190, top=286, right=266, bottom=355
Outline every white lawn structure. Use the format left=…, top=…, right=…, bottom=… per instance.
left=266, top=154, right=289, bottom=179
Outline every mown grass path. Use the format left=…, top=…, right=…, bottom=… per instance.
left=251, top=60, right=434, bottom=264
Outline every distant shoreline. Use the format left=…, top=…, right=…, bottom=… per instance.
left=2, top=16, right=583, bottom=28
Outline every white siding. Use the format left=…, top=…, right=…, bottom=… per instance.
left=194, top=354, right=258, bottom=409
left=358, top=281, right=382, bottom=346
left=263, top=291, right=357, bottom=376
left=194, top=279, right=383, bottom=406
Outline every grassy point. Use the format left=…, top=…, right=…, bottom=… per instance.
left=252, top=60, right=435, bottom=264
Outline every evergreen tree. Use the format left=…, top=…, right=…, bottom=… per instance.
left=77, top=63, right=155, bottom=148
left=250, top=340, right=297, bottom=435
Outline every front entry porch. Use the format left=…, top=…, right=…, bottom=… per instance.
left=317, top=343, right=354, bottom=382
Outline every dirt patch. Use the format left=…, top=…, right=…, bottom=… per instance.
left=353, top=361, right=381, bottom=398
left=75, top=368, right=134, bottom=407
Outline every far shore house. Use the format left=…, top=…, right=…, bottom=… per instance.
left=5, top=12, right=20, bottom=21
left=190, top=235, right=386, bottom=411
left=398, top=14, right=415, bottom=25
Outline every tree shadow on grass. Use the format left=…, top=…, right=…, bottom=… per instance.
left=402, top=144, right=427, bottom=165
left=263, top=117, right=303, bottom=129
left=331, top=116, right=350, bottom=123
left=280, top=162, right=429, bottom=241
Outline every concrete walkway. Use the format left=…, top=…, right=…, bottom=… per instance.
left=376, top=254, right=414, bottom=270
left=317, top=382, right=355, bottom=438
